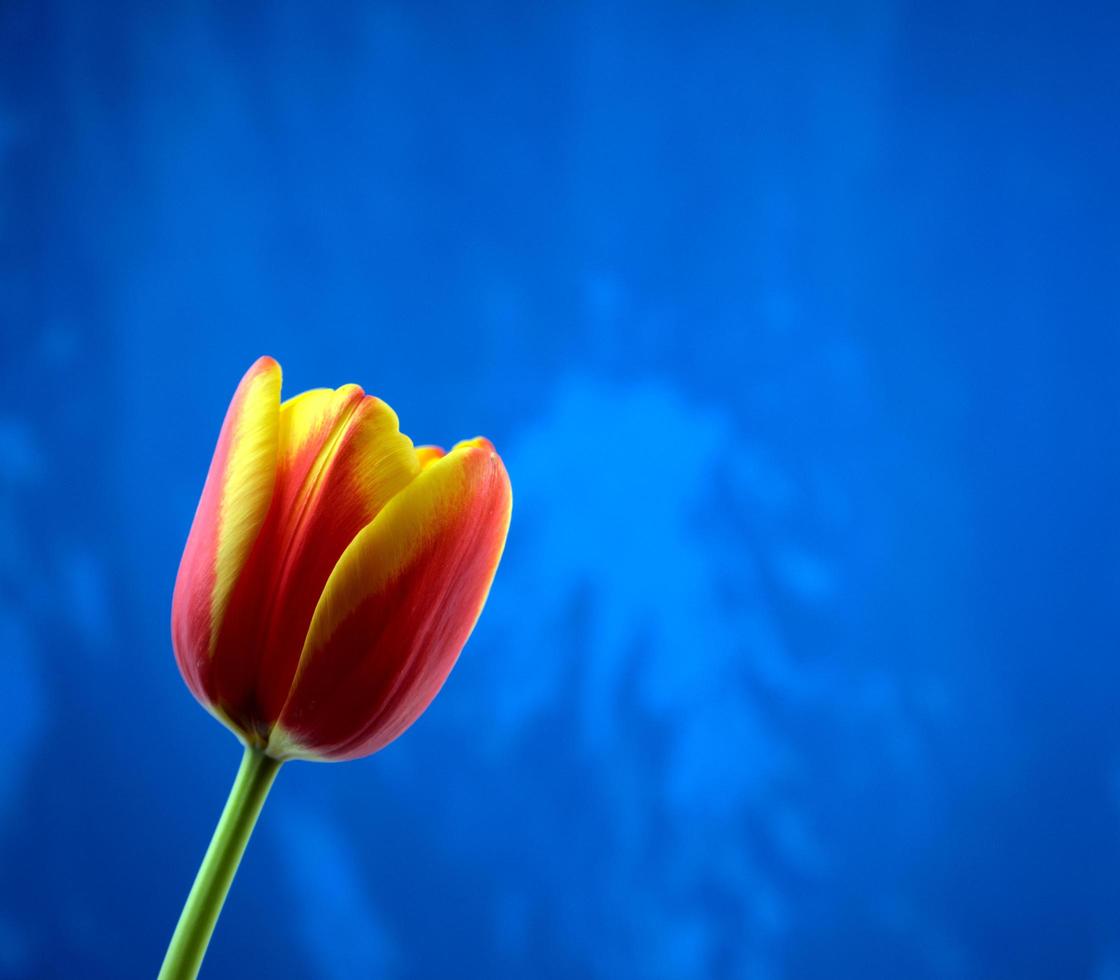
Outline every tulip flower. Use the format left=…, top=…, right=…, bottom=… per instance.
left=159, top=356, right=511, bottom=979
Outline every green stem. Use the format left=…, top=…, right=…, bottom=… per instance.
left=159, top=746, right=282, bottom=980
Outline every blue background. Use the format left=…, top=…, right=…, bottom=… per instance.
left=1, top=2, right=1118, bottom=977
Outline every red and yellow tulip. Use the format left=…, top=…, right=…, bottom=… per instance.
left=160, top=356, right=512, bottom=978
left=171, top=355, right=512, bottom=761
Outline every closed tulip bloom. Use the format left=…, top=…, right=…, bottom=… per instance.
left=171, top=355, right=512, bottom=761
left=160, top=357, right=511, bottom=980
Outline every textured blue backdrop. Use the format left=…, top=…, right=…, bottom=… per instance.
left=1, top=2, right=1118, bottom=978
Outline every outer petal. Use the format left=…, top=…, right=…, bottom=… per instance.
left=269, top=437, right=512, bottom=760
left=206, top=384, right=421, bottom=739
left=172, top=356, right=282, bottom=709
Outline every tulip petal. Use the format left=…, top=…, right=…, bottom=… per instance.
left=172, top=356, right=282, bottom=703
left=269, top=438, right=512, bottom=760
left=208, top=384, right=421, bottom=737
left=415, top=445, right=446, bottom=470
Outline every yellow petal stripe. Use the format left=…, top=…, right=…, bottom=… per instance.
left=210, top=359, right=283, bottom=652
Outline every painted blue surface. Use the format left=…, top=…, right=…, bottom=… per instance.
left=1, top=2, right=1118, bottom=977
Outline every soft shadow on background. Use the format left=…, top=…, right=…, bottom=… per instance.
left=1, top=2, right=1118, bottom=978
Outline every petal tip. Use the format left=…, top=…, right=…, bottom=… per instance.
left=453, top=436, right=497, bottom=456
left=251, top=355, right=282, bottom=377
left=415, top=445, right=447, bottom=470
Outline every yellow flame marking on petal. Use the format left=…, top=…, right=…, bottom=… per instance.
left=211, top=361, right=282, bottom=654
